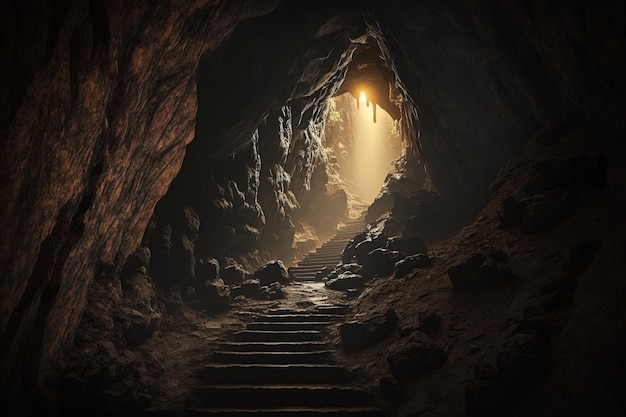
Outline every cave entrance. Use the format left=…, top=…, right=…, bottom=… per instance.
left=324, top=92, right=402, bottom=215
left=323, top=36, right=406, bottom=218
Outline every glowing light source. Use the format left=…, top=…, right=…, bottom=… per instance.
left=359, top=91, right=366, bottom=103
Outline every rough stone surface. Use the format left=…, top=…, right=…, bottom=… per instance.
left=253, top=260, right=290, bottom=287
left=197, top=279, right=231, bottom=313
left=418, top=310, right=441, bottom=335
left=386, top=236, right=427, bottom=256
left=448, top=253, right=514, bottom=290
left=0, top=0, right=623, bottom=414
left=379, top=376, right=404, bottom=404
left=195, top=258, right=220, bottom=283
left=340, top=309, right=399, bottom=352
left=221, top=263, right=247, bottom=287
left=325, top=273, right=364, bottom=291
left=394, top=253, right=431, bottom=279
left=122, top=247, right=152, bottom=274
left=521, top=190, right=579, bottom=233
left=387, top=332, right=447, bottom=380
left=364, top=248, right=402, bottom=278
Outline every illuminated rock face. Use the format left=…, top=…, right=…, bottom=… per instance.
left=0, top=0, right=623, bottom=414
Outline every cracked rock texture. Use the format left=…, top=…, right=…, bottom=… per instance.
left=0, top=0, right=623, bottom=415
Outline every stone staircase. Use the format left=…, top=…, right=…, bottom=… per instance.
left=186, top=305, right=385, bottom=416
left=289, top=218, right=366, bottom=281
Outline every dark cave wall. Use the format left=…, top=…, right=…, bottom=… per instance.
left=0, top=0, right=281, bottom=410
left=150, top=2, right=365, bottom=272
left=0, top=0, right=623, bottom=414
left=368, top=0, right=624, bottom=219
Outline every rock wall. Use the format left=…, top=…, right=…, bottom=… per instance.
left=0, top=0, right=282, bottom=411
left=367, top=0, right=624, bottom=219
left=0, top=0, right=623, bottom=415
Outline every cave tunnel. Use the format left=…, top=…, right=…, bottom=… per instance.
left=0, top=1, right=624, bottom=416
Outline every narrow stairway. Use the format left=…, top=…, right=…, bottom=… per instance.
left=289, top=218, right=366, bottom=281
left=186, top=304, right=385, bottom=416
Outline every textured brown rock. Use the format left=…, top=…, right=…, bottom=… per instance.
left=0, top=0, right=281, bottom=411
left=0, top=0, right=623, bottom=415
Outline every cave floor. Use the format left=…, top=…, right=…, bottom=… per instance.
left=142, top=133, right=621, bottom=417
left=144, top=281, right=358, bottom=415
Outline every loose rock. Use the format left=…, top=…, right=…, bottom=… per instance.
left=387, top=235, right=427, bottom=255
left=325, top=272, right=364, bottom=291
left=197, top=278, right=231, bottom=312
left=394, top=253, right=431, bottom=279
left=221, top=263, right=246, bottom=286
left=196, top=258, right=220, bottom=282
left=253, top=260, right=290, bottom=286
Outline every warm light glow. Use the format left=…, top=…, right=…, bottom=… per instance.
left=359, top=91, right=366, bottom=103
left=352, top=96, right=401, bottom=202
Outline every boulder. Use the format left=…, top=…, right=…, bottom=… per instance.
left=386, top=235, right=427, bottom=255
left=448, top=253, right=514, bottom=290
left=122, top=247, right=151, bottom=274
left=197, top=279, right=231, bottom=312
left=221, top=263, right=246, bottom=286
left=365, top=192, right=394, bottom=223
left=325, top=272, right=364, bottom=291
left=196, top=257, right=220, bottom=282
left=364, top=248, right=402, bottom=278
left=341, top=232, right=368, bottom=263
left=387, top=332, right=447, bottom=380
left=315, top=266, right=332, bottom=281
left=253, top=260, right=290, bottom=286
left=394, top=253, right=431, bottom=279
left=355, top=234, right=388, bottom=266
left=260, top=282, right=285, bottom=300
left=232, top=279, right=262, bottom=299
left=339, top=309, right=398, bottom=351
left=117, top=305, right=161, bottom=348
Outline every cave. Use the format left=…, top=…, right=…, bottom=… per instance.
left=1, top=1, right=624, bottom=416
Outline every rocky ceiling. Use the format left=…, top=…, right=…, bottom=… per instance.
left=0, top=0, right=623, bottom=414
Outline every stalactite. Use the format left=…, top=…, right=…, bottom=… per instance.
left=373, top=102, right=377, bottom=123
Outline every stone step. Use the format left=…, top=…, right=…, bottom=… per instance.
left=217, top=342, right=330, bottom=352
left=317, top=242, right=350, bottom=248
left=257, top=314, right=342, bottom=322
left=190, top=385, right=371, bottom=408
left=211, top=351, right=334, bottom=364
left=290, top=274, right=318, bottom=281
left=247, top=322, right=331, bottom=331
left=201, top=365, right=348, bottom=384
left=315, top=305, right=348, bottom=315
left=185, top=406, right=386, bottom=417
left=295, top=262, right=340, bottom=269
left=289, top=267, right=332, bottom=274
left=234, top=330, right=323, bottom=342
left=298, top=256, right=342, bottom=264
